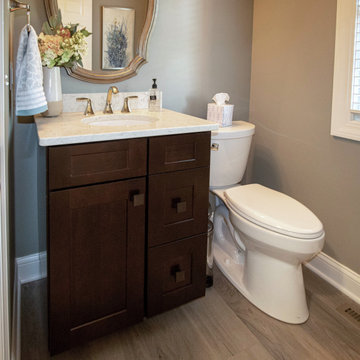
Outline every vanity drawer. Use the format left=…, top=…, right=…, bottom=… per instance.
left=48, top=139, right=147, bottom=190
left=148, top=167, right=209, bottom=247
left=146, top=234, right=207, bottom=317
left=148, top=132, right=211, bottom=174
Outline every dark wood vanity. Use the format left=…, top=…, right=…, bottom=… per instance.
left=47, top=132, right=210, bottom=354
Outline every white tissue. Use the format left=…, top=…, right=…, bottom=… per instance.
left=208, top=92, right=233, bottom=127
left=212, top=93, right=230, bottom=105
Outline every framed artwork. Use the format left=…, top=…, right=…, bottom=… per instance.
left=102, top=7, right=135, bottom=70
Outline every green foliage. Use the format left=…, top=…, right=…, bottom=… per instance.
left=41, top=21, right=52, bottom=35
left=68, top=23, right=79, bottom=36
left=42, top=10, right=63, bottom=35
left=81, top=29, right=91, bottom=37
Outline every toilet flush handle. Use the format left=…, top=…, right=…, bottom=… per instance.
left=211, top=143, right=219, bottom=151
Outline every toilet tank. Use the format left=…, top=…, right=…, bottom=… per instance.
left=210, top=121, right=255, bottom=188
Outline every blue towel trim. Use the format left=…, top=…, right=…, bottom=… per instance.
left=16, top=105, right=48, bottom=117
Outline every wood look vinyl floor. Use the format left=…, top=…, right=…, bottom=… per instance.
left=21, top=267, right=360, bottom=360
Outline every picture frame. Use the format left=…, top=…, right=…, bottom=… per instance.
left=102, top=6, right=135, bottom=70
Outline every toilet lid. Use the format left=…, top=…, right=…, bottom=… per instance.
left=211, top=121, right=255, bottom=139
left=224, top=184, right=324, bottom=239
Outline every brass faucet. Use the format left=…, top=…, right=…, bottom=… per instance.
left=121, top=96, right=138, bottom=113
left=104, top=86, right=119, bottom=114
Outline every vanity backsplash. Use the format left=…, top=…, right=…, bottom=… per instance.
left=62, top=91, right=163, bottom=113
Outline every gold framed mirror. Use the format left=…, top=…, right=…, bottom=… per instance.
left=44, top=0, right=157, bottom=83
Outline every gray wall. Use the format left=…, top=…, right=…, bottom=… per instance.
left=62, top=0, right=253, bottom=120
left=249, top=0, right=360, bottom=274
left=13, top=0, right=253, bottom=257
left=13, top=1, right=50, bottom=257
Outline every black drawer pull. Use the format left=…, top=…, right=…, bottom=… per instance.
left=172, top=198, right=187, bottom=213
left=171, top=264, right=186, bottom=283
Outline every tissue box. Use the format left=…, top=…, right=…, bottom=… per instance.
left=207, top=103, right=234, bottom=127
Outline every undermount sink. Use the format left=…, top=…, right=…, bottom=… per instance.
left=82, top=114, right=157, bottom=126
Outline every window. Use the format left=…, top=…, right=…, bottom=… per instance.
left=331, top=0, right=360, bottom=141
left=351, top=2, right=360, bottom=112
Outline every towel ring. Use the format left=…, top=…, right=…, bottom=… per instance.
left=9, top=0, right=31, bottom=32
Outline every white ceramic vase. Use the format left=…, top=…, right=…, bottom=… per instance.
left=42, top=67, right=63, bottom=117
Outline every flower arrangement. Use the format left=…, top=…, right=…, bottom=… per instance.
left=38, top=11, right=91, bottom=68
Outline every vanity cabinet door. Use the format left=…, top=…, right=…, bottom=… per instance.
left=148, top=167, right=209, bottom=247
left=48, top=178, right=146, bottom=354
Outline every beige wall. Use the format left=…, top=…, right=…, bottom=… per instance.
left=249, top=0, right=360, bottom=274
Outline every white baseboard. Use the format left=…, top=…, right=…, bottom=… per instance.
left=305, top=252, right=360, bottom=305
left=16, top=251, right=47, bottom=284
left=12, top=252, right=47, bottom=360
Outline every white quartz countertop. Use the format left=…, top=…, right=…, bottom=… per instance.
left=35, top=109, right=219, bottom=146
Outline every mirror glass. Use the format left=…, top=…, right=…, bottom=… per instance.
left=45, top=0, right=156, bottom=83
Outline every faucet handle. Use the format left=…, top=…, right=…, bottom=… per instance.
left=122, top=96, right=138, bottom=113
left=76, top=97, right=95, bottom=116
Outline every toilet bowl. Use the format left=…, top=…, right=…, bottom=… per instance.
left=210, top=122, right=325, bottom=324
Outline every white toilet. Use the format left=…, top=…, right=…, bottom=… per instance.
left=210, top=121, right=325, bottom=324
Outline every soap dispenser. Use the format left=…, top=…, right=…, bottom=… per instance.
left=149, top=78, right=161, bottom=112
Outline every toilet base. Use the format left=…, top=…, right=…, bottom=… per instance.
left=213, top=242, right=249, bottom=299
left=213, top=235, right=309, bottom=324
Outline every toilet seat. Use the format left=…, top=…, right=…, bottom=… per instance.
left=224, top=184, right=324, bottom=239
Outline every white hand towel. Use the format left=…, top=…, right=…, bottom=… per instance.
left=16, top=25, right=48, bottom=116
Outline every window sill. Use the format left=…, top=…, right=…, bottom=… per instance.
left=331, top=120, right=360, bottom=141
